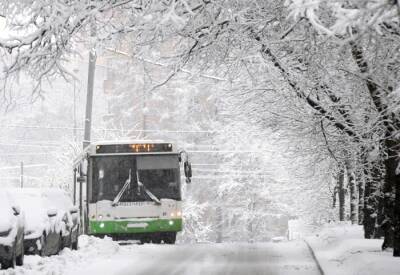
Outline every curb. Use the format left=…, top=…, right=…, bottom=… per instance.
left=304, top=239, right=325, bottom=275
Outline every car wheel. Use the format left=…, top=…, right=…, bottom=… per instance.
left=38, top=234, right=46, bottom=256
left=68, top=234, right=73, bottom=250
left=2, top=248, right=16, bottom=269
left=72, top=234, right=79, bottom=250
left=16, top=237, right=24, bottom=266
left=58, top=234, right=63, bottom=254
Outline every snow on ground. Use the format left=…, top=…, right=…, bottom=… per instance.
left=306, top=223, right=400, bottom=275
left=0, top=236, right=321, bottom=275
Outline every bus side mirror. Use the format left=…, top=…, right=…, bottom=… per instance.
left=184, top=161, right=192, bottom=183
left=12, top=206, right=21, bottom=216
left=47, top=209, right=58, bottom=218
left=70, top=206, right=79, bottom=214
left=77, top=176, right=86, bottom=183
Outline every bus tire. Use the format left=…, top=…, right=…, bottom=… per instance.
left=140, top=236, right=151, bottom=244
left=152, top=235, right=161, bottom=244
left=163, top=232, right=176, bottom=244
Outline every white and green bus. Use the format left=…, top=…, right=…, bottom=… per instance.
left=73, top=140, right=192, bottom=244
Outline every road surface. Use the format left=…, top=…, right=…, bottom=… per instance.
left=4, top=237, right=321, bottom=275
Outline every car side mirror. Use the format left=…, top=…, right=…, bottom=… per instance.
left=47, top=209, right=58, bottom=218
left=70, top=206, right=79, bottom=214
left=77, top=176, right=86, bottom=183
left=184, top=161, right=192, bottom=182
left=12, top=206, right=21, bottom=216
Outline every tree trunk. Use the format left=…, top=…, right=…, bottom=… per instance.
left=346, top=161, right=358, bottom=224
left=350, top=40, right=400, bottom=255
left=363, top=163, right=381, bottom=239
left=350, top=176, right=358, bottom=224
left=358, top=176, right=365, bottom=225
left=383, top=139, right=400, bottom=256
left=381, top=139, right=398, bottom=253
left=216, top=206, right=223, bottom=243
left=338, top=168, right=346, bottom=221
left=394, top=166, right=400, bottom=256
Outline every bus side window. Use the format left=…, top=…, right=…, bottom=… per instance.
left=79, top=159, right=88, bottom=204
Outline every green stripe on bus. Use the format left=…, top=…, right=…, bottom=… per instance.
left=89, top=219, right=183, bottom=234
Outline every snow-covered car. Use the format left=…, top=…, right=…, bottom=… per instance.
left=0, top=190, right=24, bottom=269
left=40, top=189, right=80, bottom=250
left=12, top=188, right=76, bottom=256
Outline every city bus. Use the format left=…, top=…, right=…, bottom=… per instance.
left=72, top=140, right=192, bottom=244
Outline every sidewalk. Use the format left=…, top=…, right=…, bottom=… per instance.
left=305, top=223, right=400, bottom=275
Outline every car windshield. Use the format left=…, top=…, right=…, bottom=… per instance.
left=91, top=155, right=181, bottom=203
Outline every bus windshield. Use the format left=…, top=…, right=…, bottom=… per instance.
left=91, top=155, right=181, bottom=203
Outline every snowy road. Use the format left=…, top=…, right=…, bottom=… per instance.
left=2, top=237, right=321, bottom=275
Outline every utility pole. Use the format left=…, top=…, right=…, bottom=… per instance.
left=20, top=161, right=23, bottom=188
left=73, top=68, right=79, bottom=143
left=83, top=25, right=97, bottom=149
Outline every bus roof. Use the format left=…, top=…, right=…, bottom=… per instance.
left=73, top=140, right=179, bottom=165
left=91, top=139, right=167, bottom=146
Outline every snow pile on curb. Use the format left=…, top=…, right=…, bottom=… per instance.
left=1, top=235, right=119, bottom=275
left=306, top=223, right=400, bottom=275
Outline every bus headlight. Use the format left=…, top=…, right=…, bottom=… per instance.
left=98, top=215, right=103, bottom=220
left=170, top=212, right=175, bottom=217
left=176, top=211, right=182, bottom=217
left=99, top=223, right=105, bottom=228
left=168, top=220, right=174, bottom=226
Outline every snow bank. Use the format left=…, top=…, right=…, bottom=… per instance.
left=306, top=223, right=400, bottom=275
left=2, top=235, right=119, bottom=274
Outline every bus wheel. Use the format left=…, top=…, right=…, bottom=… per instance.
left=140, top=236, right=150, bottom=244
left=163, top=232, right=176, bottom=244
left=152, top=236, right=161, bottom=244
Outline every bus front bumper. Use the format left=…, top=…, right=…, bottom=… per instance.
left=89, top=218, right=182, bottom=235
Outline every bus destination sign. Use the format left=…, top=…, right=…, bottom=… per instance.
left=96, top=143, right=173, bottom=154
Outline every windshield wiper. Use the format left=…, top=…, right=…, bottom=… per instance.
left=112, top=169, right=131, bottom=206
left=136, top=170, right=161, bottom=205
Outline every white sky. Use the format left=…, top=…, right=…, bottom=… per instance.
left=0, top=17, right=5, bottom=30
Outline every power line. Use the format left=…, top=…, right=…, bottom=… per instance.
left=1, top=124, right=269, bottom=136
left=0, top=176, right=41, bottom=181
left=195, top=169, right=272, bottom=175
left=1, top=124, right=222, bottom=134
left=105, top=48, right=228, bottom=82
left=0, top=153, right=51, bottom=156
left=0, top=143, right=60, bottom=148
left=187, top=150, right=274, bottom=154
left=187, top=175, right=272, bottom=180
left=0, top=164, right=48, bottom=170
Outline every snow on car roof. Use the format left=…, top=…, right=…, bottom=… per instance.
left=0, top=191, right=14, bottom=233
left=10, top=187, right=73, bottom=210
